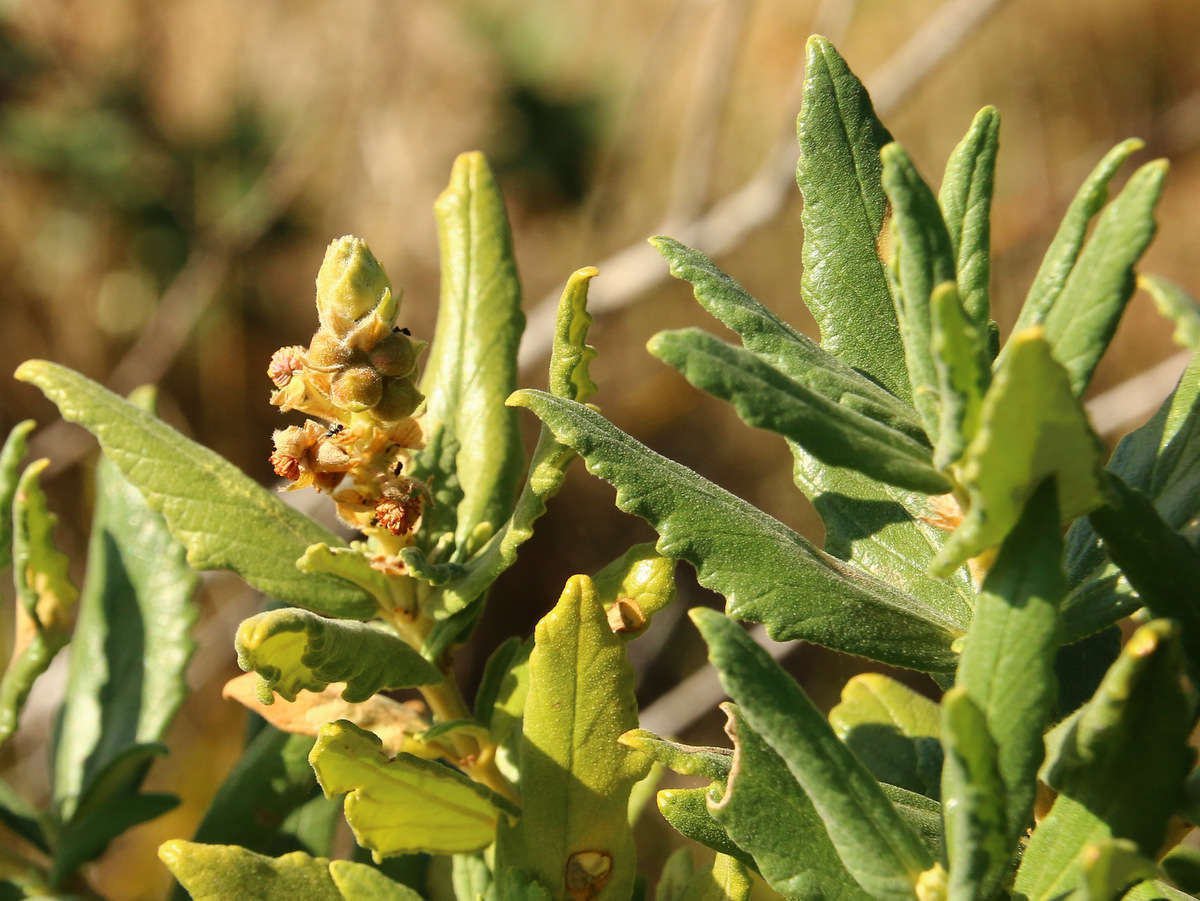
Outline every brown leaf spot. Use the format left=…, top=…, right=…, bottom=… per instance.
left=565, top=851, right=612, bottom=901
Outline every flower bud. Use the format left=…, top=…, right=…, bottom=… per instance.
left=330, top=365, right=383, bottom=412
left=315, top=236, right=398, bottom=337
left=368, top=332, right=424, bottom=378
left=305, top=330, right=354, bottom=371
left=374, top=377, right=423, bottom=421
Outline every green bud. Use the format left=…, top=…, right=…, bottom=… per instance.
left=374, top=377, right=423, bottom=421
left=330, top=366, right=383, bottom=412
left=316, top=236, right=398, bottom=337
left=368, top=332, right=424, bottom=378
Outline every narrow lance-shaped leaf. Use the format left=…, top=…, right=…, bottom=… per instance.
left=797, top=35, right=909, bottom=401
left=1013, top=138, right=1144, bottom=334
left=932, top=328, right=1105, bottom=576
left=940, top=688, right=1010, bottom=901
left=1, top=459, right=77, bottom=747
left=418, top=151, right=525, bottom=561
left=953, top=477, right=1065, bottom=860
left=693, top=609, right=932, bottom=900
left=828, top=673, right=942, bottom=798
left=54, top=393, right=199, bottom=817
left=495, top=574, right=651, bottom=901
left=0, top=419, right=34, bottom=570
left=939, top=106, right=999, bottom=328
left=651, top=236, right=925, bottom=442
left=1015, top=620, right=1193, bottom=900
left=710, top=703, right=872, bottom=900
left=510, top=391, right=963, bottom=672
left=649, top=328, right=950, bottom=495
left=1060, top=352, right=1199, bottom=641
left=13, top=361, right=374, bottom=617
left=656, top=789, right=756, bottom=872
left=881, top=142, right=958, bottom=441
left=413, top=267, right=598, bottom=621
left=930, top=282, right=990, bottom=471
left=1039, top=159, right=1167, bottom=395
left=1140, top=273, right=1200, bottom=351
left=235, top=608, right=443, bottom=704
left=310, top=719, right=514, bottom=858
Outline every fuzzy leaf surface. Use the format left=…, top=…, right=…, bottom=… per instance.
left=1013, top=139, right=1144, bottom=334
left=418, top=151, right=525, bottom=562
left=881, top=142, right=958, bottom=438
left=496, top=574, right=650, bottom=901
left=797, top=36, right=908, bottom=400
left=940, top=688, right=1009, bottom=901
left=415, top=267, right=597, bottom=622
left=828, top=673, right=941, bottom=798
left=932, top=329, right=1104, bottom=575
left=160, top=842, right=342, bottom=901
left=954, top=477, right=1064, bottom=854
left=930, top=282, right=990, bottom=470
left=656, top=788, right=757, bottom=872
left=1040, top=160, right=1167, bottom=395
left=938, top=106, right=999, bottom=326
left=1015, top=620, right=1192, bottom=899
left=593, top=543, right=677, bottom=640
left=14, top=361, right=373, bottom=616
left=651, top=237, right=924, bottom=441
left=310, top=720, right=512, bottom=858
left=55, top=406, right=198, bottom=817
left=619, top=730, right=732, bottom=782
left=649, top=328, right=949, bottom=494
left=710, top=703, right=871, bottom=900
left=0, top=420, right=34, bottom=570
left=693, top=609, right=931, bottom=899
left=235, top=608, right=442, bottom=704
left=512, top=391, right=962, bottom=671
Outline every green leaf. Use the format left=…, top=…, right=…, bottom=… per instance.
left=692, top=609, right=932, bottom=899
left=1086, top=474, right=1200, bottom=676
left=930, top=282, right=989, bottom=471
left=1141, top=274, right=1200, bottom=351
left=618, top=730, right=732, bottom=782
left=938, top=106, right=1000, bottom=327
left=297, top=544, right=409, bottom=612
left=473, top=636, right=527, bottom=730
left=181, top=727, right=319, bottom=870
left=510, top=391, right=963, bottom=672
left=932, top=329, right=1105, bottom=575
left=0, top=420, right=34, bottom=571
left=1076, top=839, right=1159, bottom=901
left=1015, top=620, right=1193, bottom=899
left=656, top=788, right=757, bottom=872
left=160, top=842, right=343, bottom=901
left=666, top=852, right=752, bottom=901
left=710, top=703, right=872, bottom=900
left=0, top=776, right=49, bottom=852
left=828, top=673, right=941, bottom=798
left=648, top=328, right=949, bottom=495
left=310, top=719, right=511, bottom=858
left=1, top=459, right=77, bottom=748
left=451, top=853, right=492, bottom=901
left=51, top=743, right=178, bottom=884
left=797, top=35, right=908, bottom=401
left=1039, top=160, right=1168, bottom=395
left=13, top=360, right=373, bottom=617
left=954, top=477, right=1065, bottom=854
left=417, top=151, right=525, bottom=562
left=878, top=784, right=944, bottom=861
left=1060, top=353, right=1199, bottom=641
left=1122, top=881, right=1198, bottom=901
left=1013, top=139, right=1144, bottom=334
left=939, top=687, right=1009, bottom=901
left=54, top=411, right=199, bottom=817
left=329, top=859, right=424, bottom=900
left=881, top=142, right=958, bottom=439
left=592, top=543, right=677, bottom=640
left=475, top=638, right=530, bottom=749
left=650, top=236, right=925, bottom=443
left=496, top=574, right=650, bottom=901
left=235, top=608, right=443, bottom=704
left=416, top=266, right=598, bottom=622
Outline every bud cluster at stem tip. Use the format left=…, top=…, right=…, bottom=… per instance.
left=266, top=236, right=429, bottom=544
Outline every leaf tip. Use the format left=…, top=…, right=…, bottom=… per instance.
left=13, top=359, right=50, bottom=386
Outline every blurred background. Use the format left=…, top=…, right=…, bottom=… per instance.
left=1, top=0, right=1198, bottom=897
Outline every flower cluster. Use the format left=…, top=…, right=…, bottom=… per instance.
left=267, top=236, right=428, bottom=542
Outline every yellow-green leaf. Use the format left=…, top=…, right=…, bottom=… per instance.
left=159, top=841, right=341, bottom=900
left=592, top=543, right=676, bottom=640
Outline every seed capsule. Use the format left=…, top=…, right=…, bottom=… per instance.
left=374, top=378, right=423, bottom=421
left=330, top=366, right=384, bottom=412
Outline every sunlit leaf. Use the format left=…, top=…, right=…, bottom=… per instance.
left=160, top=842, right=342, bottom=901
left=1141, top=274, right=1200, bottom=351
left=0, top=419, right=34, bottom=571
